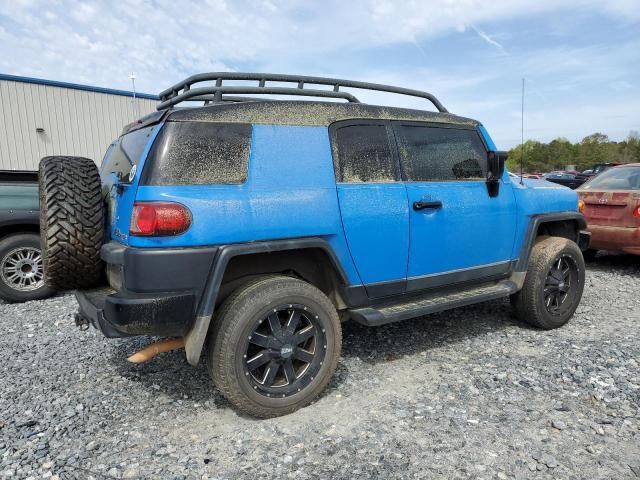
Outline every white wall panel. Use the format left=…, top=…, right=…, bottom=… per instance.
left=0, top=79, right=157, bottom=170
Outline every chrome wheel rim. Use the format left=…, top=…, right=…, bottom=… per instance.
left=1, top=247, right=45, bottom=292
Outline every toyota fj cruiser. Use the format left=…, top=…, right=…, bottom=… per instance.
left=39, top=73, right=590, bottom=417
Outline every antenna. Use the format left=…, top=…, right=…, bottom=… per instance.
left=129, top=73, right=139, bottom=119
left=520, top=77, right=525, bottom=185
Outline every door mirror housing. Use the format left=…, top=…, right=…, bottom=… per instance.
left=486, top=151, right=507, bottom=197
left=487, top=151, right=507, bottom=181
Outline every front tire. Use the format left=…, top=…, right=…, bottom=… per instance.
left=511, top=236, right=585, bottom=330
left=207, top=276, right=341, bottom=418
left=0, top=233, right=54, bottom=303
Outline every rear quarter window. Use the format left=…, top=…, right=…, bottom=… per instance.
left=141, top=122, right=252, bottom=185
left=100, top=125, right=156, bottom=182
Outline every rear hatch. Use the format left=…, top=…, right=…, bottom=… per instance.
left=578, top=165, right=640, bottom=228
left=99, top=123, right=162, bottom=243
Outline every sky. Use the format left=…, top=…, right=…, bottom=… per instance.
left=0, top=0, right=638, bottom=148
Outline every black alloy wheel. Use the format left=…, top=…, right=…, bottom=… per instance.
left=208, top=275, right=342, bottom=418
left=543, top=255, right=577, bottom=315
left=243, top=304, right=326, bottom=398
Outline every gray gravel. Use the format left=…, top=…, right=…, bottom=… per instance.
left=1, top=254, right=639, bottom=479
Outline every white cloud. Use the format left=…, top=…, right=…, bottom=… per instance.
left=1, top=0, right=638, bottom=92
left=468, top=24, right=507, bottom=55
left=0, top=0, right=638, bottom=146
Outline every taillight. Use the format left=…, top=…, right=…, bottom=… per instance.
left=578, top=199, right=585, bottom=213
left=130, top=202, right=191, bottom=236
left=633, top=205, right=640, bottom=217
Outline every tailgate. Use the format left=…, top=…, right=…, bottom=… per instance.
left=580, top=190, right=640, bottom=227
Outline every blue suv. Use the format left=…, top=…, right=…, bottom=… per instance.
left=39, top=73, right=590, bottom=417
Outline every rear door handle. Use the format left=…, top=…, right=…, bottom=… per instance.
left=413, top=200, right=442, bottom=211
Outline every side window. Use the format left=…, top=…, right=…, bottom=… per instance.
left=142, top=122, right=252, bottom=185
left=101, top=125, right=155, bottom=182
left=395, top=125, right=487, bottom=182
left=332, top=123, right=398, bottom=183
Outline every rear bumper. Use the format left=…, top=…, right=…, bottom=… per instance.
left=75, top=242, right=219, bottom=338
left=588, top=224, right=640, bottom=254
left=75, top=288, right=195, bottom=338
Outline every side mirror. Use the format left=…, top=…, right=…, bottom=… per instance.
left=487, top=151, right=507, bottom=182
left=486, top=151, right=507, bottom=197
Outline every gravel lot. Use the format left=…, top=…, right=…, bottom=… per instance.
left=1, top=254, right=639, bottom=479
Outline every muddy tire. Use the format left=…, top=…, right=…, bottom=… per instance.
left=39, top=156, right=105, bottom=290
left=0, top=233, right=54, bottom=303
left=207, top=275, right=341, bottom=418
left=511, top=236, right=585, bottom=330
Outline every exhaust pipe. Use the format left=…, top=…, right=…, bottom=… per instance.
left=127, top=338, right=185, bottom=364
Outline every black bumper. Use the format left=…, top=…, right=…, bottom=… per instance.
left=75, top=242, right=219, bottom=338
left=76, top=288, right=196, bottom=338
left=578, top=229, right=591, bottom=252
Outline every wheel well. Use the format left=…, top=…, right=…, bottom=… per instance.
left=218, top=248, right=348, bottom=309
left=535, top=220, right=578, bottom=242
left=0, top=224, right=40, bottom=240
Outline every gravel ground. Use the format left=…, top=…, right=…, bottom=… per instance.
left=1, top=254, right=639, bottom=479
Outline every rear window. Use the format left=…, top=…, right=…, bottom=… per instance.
left=100, top=125, right=156, bottom=182
left=582, top=166, right=640, bottom=190
left=141, top=122, right=252, bottom=185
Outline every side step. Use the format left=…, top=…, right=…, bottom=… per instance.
left=348, top=280, right=518, bottom=327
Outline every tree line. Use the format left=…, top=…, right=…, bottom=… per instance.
left=505, top=131, right=640, bottom=173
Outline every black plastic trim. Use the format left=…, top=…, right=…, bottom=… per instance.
left=578, top=230, right=591, bottom=251
left=349, top=279, right=518, bottom=327
left=196, top=237, right=349, bottom=320
left=348, top=260, right=514, bottom=305
left=76, top=287, right=195, bottom=338
left=406, top=260, right=513, bottom=293
left=516, top=211, right=587, bottom=272
left=100, top=241, right=218, bottom=301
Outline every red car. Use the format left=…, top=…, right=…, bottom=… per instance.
left=577, top=164, right=640, bottom=256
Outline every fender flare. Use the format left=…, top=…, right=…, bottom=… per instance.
left=184, top=237, right=350, bottom=366
left=515, top=211, right=587, bottom=273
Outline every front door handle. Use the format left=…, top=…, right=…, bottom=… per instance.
left=413, top=200, right=442, bottom=211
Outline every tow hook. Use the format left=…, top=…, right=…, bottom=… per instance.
left=74, top=313, right=91, bottom=331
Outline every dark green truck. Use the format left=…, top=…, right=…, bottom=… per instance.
left=0, top=170, right=53, bottom=302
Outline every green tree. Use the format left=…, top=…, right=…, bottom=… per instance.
left=507, top=132, right=636, bottom=174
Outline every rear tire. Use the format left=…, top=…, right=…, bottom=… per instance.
left=208, top=275, right=341, bottom=418
left=39, top=156, right=105, bottom=290
left=511, top=236, right=585, bottom=330
left=0, top=234, right=54, bottom=303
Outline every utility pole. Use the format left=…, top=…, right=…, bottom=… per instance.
left=130, top=73, right=138, bottom=119
left=520, top=77, right=525, bottom=185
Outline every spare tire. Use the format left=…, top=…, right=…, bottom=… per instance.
left=39, top=156, right=105, bottom=290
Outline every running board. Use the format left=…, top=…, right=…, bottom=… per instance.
left=348, top=280, right=518, bottom=327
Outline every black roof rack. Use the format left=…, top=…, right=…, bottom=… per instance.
left=157, top=73, right=448, bottom=112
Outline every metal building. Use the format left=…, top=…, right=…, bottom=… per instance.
left=0, top=73, right=159, bottom=171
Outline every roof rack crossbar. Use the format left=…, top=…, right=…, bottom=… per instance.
left=158, top=85, right=358, bottom=110
left=157, top=72, right=448, bottom=112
